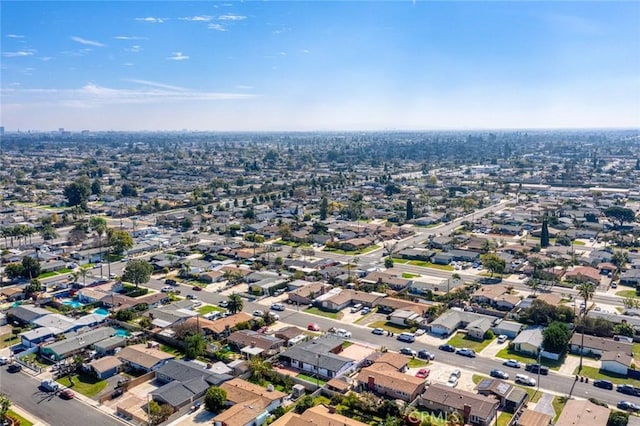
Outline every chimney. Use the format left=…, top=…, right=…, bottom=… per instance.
left=367, top=376, right=375, bottom=389
left=463, top=404, right=472, bottom=424
left=328, top=406, right=336, bottom=414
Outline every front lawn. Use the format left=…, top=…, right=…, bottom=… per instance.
left=296, top=373, right=327, bottom=386
left=391, top=258, right=410, bottom=264
left=495, top=348, right=563, bottom=370
left=472, top=374, right=488, bottom=385
left=197, top=305, right=225, bottom=315
left=38, top=271, right=58, bottom=279
left=305, top=306, right=341, bottom=320
left=402, top=272, right=420, bottom=279
left=497, top=412, right=513, bottom=426
left=616, top=290, right=638, bottom=298
left=406, top=260, right=454, bottom=271
left=574, top=365, right=639, bottom=386
left=552, top=396, right=567, bottom=421
left=447, top=332, right=493, bottom=353
left=368, top=320, right=415, bottom=334
left=0, top=333, right=19, bottom=349
left=634, top=343, right=640, bottom=360
left=6, top=410, right=34, bottom=426
left=408, top=358, right=429, bottom=368
left=323, top=244, right=380, bottom=255
left=57, top=374, right=107, bottom=398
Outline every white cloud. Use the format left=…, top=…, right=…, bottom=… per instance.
left=235, top=85, right=253, bottom=90
left=279, top=52, right=287, bottom=56
left=71, top=36, right=106, bottom=47
left=208, top=24, right=227, bottom=32
left=41, top=57, right=53, bottom=62
left=218, top=14, right=247, bottom=21
left=135, top=17, right=166, bottom=24
left=7, top=34, right=25, bottom=39
left=125, top=45, right=142, bottom=53
left=2, top=50, right=36, bottom=57
left=180, top=15, right=212, bottom=22
left=301, top=49, right=310, bottom=54
left=114, top=36, right=148, bottom=40
left=1, top=83, right=257, bottom=108
left=123, top=62, right=134, bottom=67
left=167, top=52, right=189, bottom=61
left=126, top=79, right=188, bottom=92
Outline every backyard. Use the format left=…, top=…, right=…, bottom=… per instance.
left=56, top=373, right=107, bottom=398
left=296, top=373, right=327, bottom=386
left=197, top=305, right=225, bottom=315
left=497, top=412, right=513, bottom=426
left=0, top=333, right=19, bottom=349
left=447, top=332, right=493, bottom=353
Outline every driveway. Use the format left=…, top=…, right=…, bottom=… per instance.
left=167, top=407, right=215, bottom=426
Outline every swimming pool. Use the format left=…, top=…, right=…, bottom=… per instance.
left=94, top=307, right=109, bottom=316
left=114, top=327, right=130, bottom=337
left=61, top=299, right=84, bottom=309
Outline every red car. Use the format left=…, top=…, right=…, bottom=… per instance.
left=415, top=368, right=430, bottom=379
left=59, top=389, right=75, bottom=400
left=307, top=323, right=320, bottom=331
left=192, top=286, right=202, bottom=291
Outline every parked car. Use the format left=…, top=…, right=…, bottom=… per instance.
left=59, top=389, right=75, bottom=400
left=490, top=369, right=509, bottom=380
left=451, top=369, right=461, bottom=378
left=617, top=384, right=640, bottom=396
left=253, top=310, right=264, bottom=317
left=415, top=368, right=430, bottom=379
left=271, top=303, right=285, bottom=311
left=307, top=323, right=320, bottom=332
left=456, top=348, right=476, bottom=358
left=399, top=347, right=417, bottom=357
left=503, top=359, right=521, bottom=368
left=397, top=332, right=416, bottom=343
left=446, top=375, right=459, bottom=388
left=414, top=329, right=426, bottom=336
left=268, top=312, right=280, bottom=321
left=192, top=286, right=202, bottom=291
left=439, top=344, right=456, bottom=352
left=160, top=286, right=174, bottom=292
left=525, top=364, right=549, bottom=375
left=334, top=328, right=352, bottom=338
left=0, top=357, right=8, bottom=365
left=186, top=294, right=197, bottom=300
left=372, top=328, right=385, bottom=335
left=497, top=335, right=508, bottom=343
left=618, top=401, right=640, bottom=412
left=218, top=300, right=229, bottom=308
left=593, top=380, right=614, bottom=390
left=7, top=364, right=22, bottom=373
left=515, top=374, right=536, bottom=386
left=361, top=307, right=371, bottom=315
left=164, top=279, right=177, bottom=286
left=40, top=379, right=60, bottom=392
left=418, top=350, right=435, bottom=360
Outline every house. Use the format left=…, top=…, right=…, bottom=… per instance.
left=271, top=404, right=369, bottom=426
left=40, top=326, right=116, bottom=361
left=279, top=336, right=355, bottom=380
left=476, top=378, right=528, bottom=413
left=517, top=409, right=553, bottom=426
left=93, top=335, right=127, bottom=355
left=87, top=356, right=122, bottom=379
left=374, top=352, right=410, bottom=373
left=491, top=320, right=523, bottom=339
left=466, top=317, right=494, bottom=341
left=315, top=289, right=384, bottom=312
left=564, top=266, right=601, bottom=285
left=227, top=330, right=285, bottom=357
left=418, top=383, right=499, bottom=426
left=376, top=298, right=432, bottom=315
left=273, top=326, right=307, bottom=347
left=471, top=285, right=520, bottom=311
left=620, top=269, right=640, bottom=286
left=428, top=310, right=495, bottom=337
left=388, top=309, right=422, bottom=327
left=569, top=334, right=633, bottom=357
left=511, top=327, right=544, bottom=356
left=555, top=400, right=610, bottom=426
left=1, top=287, right=26, bottom=302
left=7, top=305, right=50, bottom=324
left=117, top=342, right=175, bottom=372
left=213, top=378, right=287, bottom=426
left=192, top=312, right=254, bottom=339
left=601, top=351, right=633, bottom=375
left=287, top=282, right=331, bottom=306
left=356, top=364, right=427, bottom=402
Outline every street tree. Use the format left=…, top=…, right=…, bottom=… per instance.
left=21, top=255, right=41, bottom=279
left=122, top=259, right=153, bottom=288
left=611, top=250, right=629, bottom=274
left=227, top=293, right=244, bottom=314
left=577, top=282, right=595, bottom=373
left=479, top=253, right=505, bottom=277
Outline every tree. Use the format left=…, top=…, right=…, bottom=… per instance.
left=248, top=357, right=271, bottom=383
left=204, top=386, right=227, bottom=412
left=612, top=250, right=629, bottom=274
left=227, top=293, right=243, bottom=314
left=147, top=400, right=173, bottom=425
left=406, top=199, right=414, bottom=220
left=0, top=393, right=12, bottom=422
left=184, top=333, right=205, bottom=359
left=21, top=255, right=40, bottom=279
left=607, top=411, right=629, bottom=426
left=91, top=179, right=102, bottom=195
left=24, top=279, right=43, bottom=296
left=542, top=321, right=571, bottom=355
left=319, top=196, right=329, bottom=221
left=604, top=206, right=635, bottom=227
left=107, top=229, right=134, bottom=255
left=121, top=183, right=138, bottom=197
left=384, top=257, right=394, bottom=269
left=90, top=216, right=108, bottom=276
left=4, top=263, right=24, bottom=280
left=540, top=217, right=550, bottom=248
left=613, top=322, right=634, bottom=338
left=294, top=395, right=314, bottom=414
left=122, top=259, right=153, bottom=288
left=577, top=282, right=595, bottom=373
left=64, top=180, right=91, bottom=209
left=479, top=253, right=505, bottom=277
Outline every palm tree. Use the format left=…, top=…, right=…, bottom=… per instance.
left=89, top=216, right=107, bottom=277
left=79, top=267, right=88, bottom=287
left=577, top=282, right=595, bottom=373
left=0, top=393, right=11, bottom=423
left=248, top=357, right=271, bottom=384
left=611, top=250, right=629, bottom=275
left=227, top=293, right=243, bottom=314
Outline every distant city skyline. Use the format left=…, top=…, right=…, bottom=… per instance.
left=1, top=1, right=639, bottom=131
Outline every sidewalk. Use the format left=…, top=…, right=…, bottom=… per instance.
left=10, top=404, right=48, bottom=426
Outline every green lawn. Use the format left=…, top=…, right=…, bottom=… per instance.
left=38, top=271, right=58, bottom=279
left=408, top=359, right=429, bottom=368
left=7, top=409, right=34, bottom=426
left=304, top=306, right=340, bottom=319
left=634, top=343, right=640, bottom=360
left=0, top=333, right=19, bottom=349
left=368, top=320, right=415, bottom=334
left=472, top=374, right=488, bottom=385
left=160, top=344, right=185, bottom=358
left=296, top=373, right=327, bottom=386
left=552, top=397, right=567, bottom=421
left=616, top=290, right=638, bottom=298
left=519, top=387, right=542, bottom=403
left=574, top=365, right=639, bottom=386
left=495, top=348, right=563, bottom=370
left=56, top=374, right=107, bottom=398
left=406, top=260, right=454, bottom=271
left=497, top=412, right=513, bottom=426
left=391, top=258, right=410, bottom=264
left=402, top=272, right=420, bottom=279
left=323, top=245, right=380, bottom=255
left=447, top=332, right=493, bottom=353
left=197, top=305, right=225, bottom=315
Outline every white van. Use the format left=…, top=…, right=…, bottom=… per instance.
left=350, top=304, right=363, bottom=313
left=397, top=332, right=416, bottom=343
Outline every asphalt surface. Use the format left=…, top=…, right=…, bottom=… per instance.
left=0, top=367, right=123, bottom=426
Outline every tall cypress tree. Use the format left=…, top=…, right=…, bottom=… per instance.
left=541, top=217, right=550, bottom=248
left=406, top=199, right=414, bottom=220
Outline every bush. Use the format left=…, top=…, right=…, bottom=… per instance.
left=484, top=330, right=495, bottom=340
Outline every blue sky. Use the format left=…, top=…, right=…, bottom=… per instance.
left=2, top=1, right=639, bottom=131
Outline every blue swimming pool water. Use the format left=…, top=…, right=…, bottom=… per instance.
left=94, top=307, right=109, bottom=316
left=114, top=327, right=130, bottom=337
left=62, top=299, right=84, bottom=309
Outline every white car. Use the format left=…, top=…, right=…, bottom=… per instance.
left=253, top=310, right=264, bottom=317
left=269, top=312, right=280, bottom=321
left=0, top=357, right=8, bottom=365
left=334, top=328, right=352, bottom=338
left=503, top=359, right=521, bottom=368
left=497, top=335, right=508, bottom=343
left=446, top=375, right=459, bottom=387
left=161, top=286, right=174, bottom=293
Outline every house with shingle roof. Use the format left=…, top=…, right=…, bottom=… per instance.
left=356, top=363, right=427, bottom=403
left=116, top=343, right=175, bottom=372
left=272, top=404, right=369, bottom=426
left=279, top=336, right=355, bottom=379
left=418, top=383, right=499, bottom=426
left=213, top=378, right=287, bottom=426
left=40, top=326, right=116, bottom=361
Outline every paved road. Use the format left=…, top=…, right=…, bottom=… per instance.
left=0, top=368, right=123, bottom=426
